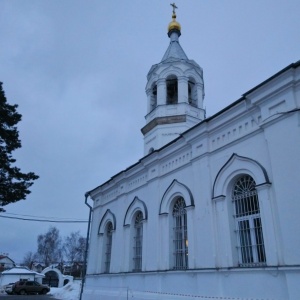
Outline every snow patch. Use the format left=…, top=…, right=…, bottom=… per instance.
left=49, top=280, right=81, bottom=300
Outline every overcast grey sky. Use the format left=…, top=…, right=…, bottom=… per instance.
left=0, top=0, right=299, bottom=264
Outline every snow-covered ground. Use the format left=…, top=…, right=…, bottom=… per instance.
left=49, top=280, right=81, bottom=300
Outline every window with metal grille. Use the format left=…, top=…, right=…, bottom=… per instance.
left=133, top=212, right=143, bottom=271
left=172, top=197, right=188, bottom=269
left=232, top=175, right=266, bottom=267
left=104, top=222, right=113, bottom=273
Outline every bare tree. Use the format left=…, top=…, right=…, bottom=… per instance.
left=22, top=251, right=37, bottom=269
left=36, top=226, right=62, bottom=267
left=63, top=231, right=86, bottom=264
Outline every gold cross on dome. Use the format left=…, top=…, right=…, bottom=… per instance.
left=170, top=3, right=178, bottom=14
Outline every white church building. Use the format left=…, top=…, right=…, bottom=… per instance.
left=82, top=7, right=300, bottom=300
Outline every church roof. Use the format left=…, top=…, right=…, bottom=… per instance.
left=161, top=38, right=188, bottom=62
left=87, top=60, right=300, bottom=195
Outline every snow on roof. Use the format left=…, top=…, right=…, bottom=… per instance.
left=1, top=267, right=45, bottom=277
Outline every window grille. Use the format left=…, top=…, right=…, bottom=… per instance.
left=232, top=175, right=266, bottom=267
left=104, top=222, right=113, bottom=273
left=133, top=212, right=143, bottom=271
left=172, top=197, right=188, bottom=269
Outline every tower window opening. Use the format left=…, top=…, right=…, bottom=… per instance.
left=188, top=79, right=197, bottom=107
left=166, top=76, right=178, bottom=104
left=150, top=84, right=157, bottom=111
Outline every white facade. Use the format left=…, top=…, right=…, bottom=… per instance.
left=82, top=11, right=300, bottom=300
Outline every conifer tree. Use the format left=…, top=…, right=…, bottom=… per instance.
left=0, top=82, right=39, bottom=206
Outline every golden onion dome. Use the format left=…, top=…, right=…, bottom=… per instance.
left=168, top=13, right=181, bottom=32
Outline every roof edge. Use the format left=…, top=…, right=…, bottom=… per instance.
left=87, top=60, right=300, bottom=196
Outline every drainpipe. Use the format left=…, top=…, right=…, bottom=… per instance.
left=79, top=192, right=93, bottom=300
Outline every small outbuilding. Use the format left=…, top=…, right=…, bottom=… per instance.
left=0, top=267, right=45, bottom=287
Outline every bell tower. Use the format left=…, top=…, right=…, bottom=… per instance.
left=141, top=4, right=205, bottom=155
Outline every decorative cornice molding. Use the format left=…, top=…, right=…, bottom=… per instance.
left=141, top=115, right=186, bottom=135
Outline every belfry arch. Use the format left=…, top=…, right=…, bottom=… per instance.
left=150, top=82, right=157, bottom=111
left=166, top=75, right=178, bottom=104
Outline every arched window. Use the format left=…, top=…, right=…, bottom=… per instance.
left=133, top=211, right=143, bottom=271
left=232, top=175, right=266, bottom=266
left=172, top=197, right=188, bottom=269
left=166, top=75, right=178, bottom=104
left=104, top=222, right=113, bottom=273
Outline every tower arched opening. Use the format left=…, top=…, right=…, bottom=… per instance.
left=166, top=75, right=178, bottom=104
left=150, top=83, right=157, bottom=111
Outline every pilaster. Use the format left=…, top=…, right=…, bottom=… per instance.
left=157, top=78, right=166, bottom=106
left=146, top=88, right=152, bottom=113
left=178, top=76, right=188, bottom=103
left=212, top=195, right=234, bottom=268
left=196, top=82, right=204, bottom=108
left=256, top=183, right=279, bottom=265
left=185, top=205, right=196, bottom=269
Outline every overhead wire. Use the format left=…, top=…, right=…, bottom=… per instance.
left=3, top=212, right=87, bottom=221
left=0, top=212, right=88, bottom=223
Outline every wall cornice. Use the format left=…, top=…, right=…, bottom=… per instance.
left=90, top=64, right=299, bottom=207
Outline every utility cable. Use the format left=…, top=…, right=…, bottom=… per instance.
left=3, top=212, right=87, bottom=221
left=0, top=214, right=88, bottom=223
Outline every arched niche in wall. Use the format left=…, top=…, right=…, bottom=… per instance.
left=159, top=179, right=194, bottom=215
left=124, top=196, right=148, bottom=227
left=98, top=209, right=116, bottom=235
left=213, top=153, right=271, bottom=199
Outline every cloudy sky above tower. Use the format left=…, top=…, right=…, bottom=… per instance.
left=0, top=0, right=300, bottom=263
